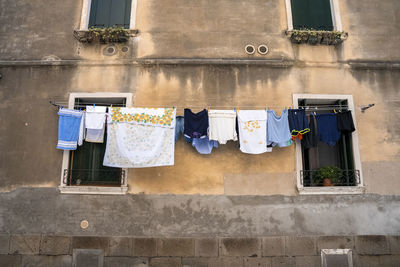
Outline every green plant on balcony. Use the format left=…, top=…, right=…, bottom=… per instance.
left=286, top=29, right=348, bottom=45
left=87, top=26, right=130, bottom=43
left=314, top=166, right=343, bottom=186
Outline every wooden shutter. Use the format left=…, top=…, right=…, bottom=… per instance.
left=89, top=0, right=131, bottom=28
left=290, top=0, right=333, bottom=30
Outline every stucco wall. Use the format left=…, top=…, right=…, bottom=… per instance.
left=0, top=0, right=399, bottom=195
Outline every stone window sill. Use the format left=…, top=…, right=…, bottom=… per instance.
left=298, top=186, right=365, bottom=195
left=58, top=185, right=128, bottom=195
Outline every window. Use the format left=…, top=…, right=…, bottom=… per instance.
left=89, top=0, right=132, bottom=28
left=293, top=94, right=364, bottom=195
left=79, top=0, right=138, bottom=30
left=321, top=249, right=353, bottom=267
left=285, top=0, right=343, bottom=31
left=59, top=93, right=133, bottom=195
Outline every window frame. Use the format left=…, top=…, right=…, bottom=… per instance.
left=79, top=0, right=138, bottom=30
left=59, top=92, right=133, bottom=195
left=285, top=0, right=343, bottom=31
left=292, top=94, right=364, bottom=195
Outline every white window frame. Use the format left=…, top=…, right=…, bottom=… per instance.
left=79, top=0, right=138, bottom=30
left=284, top=0, right=343, bottom=31
left=293, top=94, right=364, bottom=195
left=58, top=92, right=133, bottom=195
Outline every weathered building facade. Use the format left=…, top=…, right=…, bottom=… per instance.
left=0, top=0, right=400, bottom=266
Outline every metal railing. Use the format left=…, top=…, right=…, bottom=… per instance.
left=63, top=169, right=125, bottom=186
left=300, top=169, right=360, bottom=187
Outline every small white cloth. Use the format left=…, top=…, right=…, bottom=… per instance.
left=237, top=110, right=271, bottom=154
left=208, top=110, right=237, bottom=144
left=85, top=106, right=107, bottom=143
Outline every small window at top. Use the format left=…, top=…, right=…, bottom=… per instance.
left=290, top=0, right=334, bottom=31
left=89, top=0, right=132, bottom=29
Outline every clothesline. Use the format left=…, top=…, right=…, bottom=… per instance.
left=49, top=101, right=351, bottom=111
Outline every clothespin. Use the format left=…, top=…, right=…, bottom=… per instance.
left=264, top=107, right=267, bottom=111
left=93, top=104, right=95, bottom=108
left=334, top=109, right=337, bottom=114
left=208, top=105, right=210, bottom=112
left=234, top=107, right=236, bottom=112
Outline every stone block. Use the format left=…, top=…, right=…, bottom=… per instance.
left=150, top=257, right=182, bottom=267
left=21, top=255, right=72, bottom=267
left=133, top=238, right=157, bottom=257
left=72, top=236, right=109, bottom=251
left=208, top=257, right=243, bottom=267
left=379, top=255, right=400, bottom=267
left=107, top=237, right=132, bottom=256
left=10, top=235, right=41, bottom=254
left=244, top=257, right=272, bottom=267
left=353, top=255, right=380, bottom=267
left=157, top=238, right=195, bottom=257
left=219, top=238, right=261, bottom=257
left=0, top=234, right=10, bottom=254
left=262, top=237, right=285, bottom=257
left=388, top=236, right=400, bottom=254
left=317, top=236, right=354, bottom=251
left=182, top=257, right=210, bottom=267
left=271, top=256, right=295, bottom=267
left=294, top=256, right=321, bottom=267
left=355, top=236, right=390, bottom=255
left=40, top=236, right=71, bottom=255
left=285, top=236, right=316, bottom=256
left=195, top=238, right=218, bottom=257
left=104, top=257, right=149, bottom=267
left=72, top=249, right=104, bottom=267
left=0, top=255, right=22, bottom=267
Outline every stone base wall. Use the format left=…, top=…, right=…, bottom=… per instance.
left=1, top=235, right=400, bottom=266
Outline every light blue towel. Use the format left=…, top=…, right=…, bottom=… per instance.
left=267, top=109, right=292, bottom=147
left=57, top=108, right=83, bottom=150
left=192, top=136, right=218, bottom=154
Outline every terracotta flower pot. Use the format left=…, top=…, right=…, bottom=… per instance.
left=323, top=178, right=334, bottom=187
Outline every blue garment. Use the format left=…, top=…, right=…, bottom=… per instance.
left=316, top=114, right=341, bottom=146
left=192, top=137, right=218, bottom=154
left=288, top=109, right=310, bottom=138
left=267, top=109, right=292, bottom=147
left=175, top=116, right=184, bottom=143
left=57, top=108, right=83, bottom=150
left=184, top=109, right=209, bottom=139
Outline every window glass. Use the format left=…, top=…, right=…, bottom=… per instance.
left=291, top=0, right=333, bottom=30
left=89, top=0, right=132, bottom=28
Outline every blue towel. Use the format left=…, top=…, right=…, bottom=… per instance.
left=57, top=108, right=83, bottom=150
left=316, top=114, right=341, bottom=146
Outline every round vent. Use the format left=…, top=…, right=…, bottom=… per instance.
left=257, top=44, right=269, bottom=55
left=121, top=46, right=129, bottom=53
left=245, top=45, right=255, bottom=55
left=103, top=46, right=116, bottom=56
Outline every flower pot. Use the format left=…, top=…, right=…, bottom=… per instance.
left=308, top=35, right=318, bottom=45
left=323, top=178, right=334, bottom=186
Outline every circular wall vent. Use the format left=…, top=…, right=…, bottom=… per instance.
left=103, top=46, right=116, bottom=56
left=258, top=44, right=269, bottom=55
left=121, top=46, right=129, bottom=53
left=245, top=45, right=255, bottom=55
left=80, top=220, right=89, bottom=229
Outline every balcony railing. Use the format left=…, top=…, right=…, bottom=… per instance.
left=300, top=169, right=360, bottom=187
left=63, top=169, right=125, bottom=187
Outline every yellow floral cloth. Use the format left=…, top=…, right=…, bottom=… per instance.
left=103, top=107, right=176, bottom=168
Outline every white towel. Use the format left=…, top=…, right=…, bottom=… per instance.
left=208, top=110, right=237, bottom=144
left=237, top=110, right=271, bottom=154
left=85, top=106, right=107, bottom=143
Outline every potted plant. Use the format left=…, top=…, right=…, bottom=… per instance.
left=314, top=166, right=343, bottom=186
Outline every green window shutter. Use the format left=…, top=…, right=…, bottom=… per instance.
left=291, top=0, right=333, bottom=31
left=89, top=0, right=131, bottom=28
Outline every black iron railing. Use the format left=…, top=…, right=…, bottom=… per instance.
left=300, top=169, right=360, bottom=187
left=63, top=169, right=125, bottom=186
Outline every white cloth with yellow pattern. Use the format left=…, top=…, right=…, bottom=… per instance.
left=237, top=110, right=271, bottom=154
left=103, top=107, right=176, bottom=168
